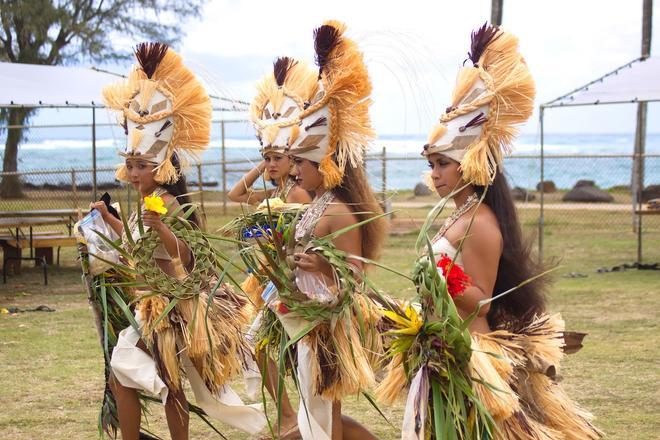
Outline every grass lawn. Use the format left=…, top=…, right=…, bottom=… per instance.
left=0, top=206, right=658, bottom=439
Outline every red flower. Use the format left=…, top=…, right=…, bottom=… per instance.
left=277, top=302, right=290, bottom=315
left=437, top=254, right=471, bottom=298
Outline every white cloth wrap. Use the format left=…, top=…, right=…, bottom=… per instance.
left=243, top=310, right=264, bottom=400
left=110, top=311, right=267, bottom=435
left=278, top=311, right=333, bottom=440
left=401, top=367, right=429, bottom=440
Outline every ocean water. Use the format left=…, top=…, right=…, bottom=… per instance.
left=6, top=127, right=660, bottom=191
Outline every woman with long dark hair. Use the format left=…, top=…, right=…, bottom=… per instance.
left=92, top=43, right=266, bottom=439
left=379, top=25, right=602, bottom=439
left=425, top=163, right=546, bottom=334
left=247, top=21, right=387, bottom=440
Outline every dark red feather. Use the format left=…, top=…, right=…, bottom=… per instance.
left=459, top=112, right=487, bottom=132
left=134, top=42, right=169, bottom=79
left=467, top=23, right=501, bottom=66
left=313, top=24, right=341, bottom=77
left=273, top=56, right=297, bottom=87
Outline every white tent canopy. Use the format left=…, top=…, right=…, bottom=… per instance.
left=543, top=56, right=660, bottom=108
left=539, top=56, right=657, bottom=264
left=0, top=62, right=121, bottom=107
left=0, top=62, right=247, bottom=110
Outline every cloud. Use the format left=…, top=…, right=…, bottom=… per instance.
left=30, top=0, right=660, bottom=136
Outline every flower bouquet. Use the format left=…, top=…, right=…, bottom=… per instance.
left=375, top=192, right=496, bottom=440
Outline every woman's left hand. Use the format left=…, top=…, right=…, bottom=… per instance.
left=294, top=252, right=329, bottom=273
left=142, top=210, right=166, bottom=232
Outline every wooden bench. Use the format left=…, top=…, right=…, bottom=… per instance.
left=1, top=213, right=78, bottom=285
left=1, top=233, right=77, bottom=285
left=4, top=235, right=77, bottom=266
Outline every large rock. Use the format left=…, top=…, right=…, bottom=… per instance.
left=642, top=184, right=660, bottom=202
left=563, top=181, right=613, bottom=203
left=414, top=182, right=432, bottom=196
left=536, top=180, right=556, bottom=193
left=574, top=179, right=596, bottom=188
left=511, top=186, right=536, bottom=201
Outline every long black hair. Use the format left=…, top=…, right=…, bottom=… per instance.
left=475, top=171, right=548, bottom=330
left=332, top=164, right=388, bottom=262
left=160, top=153, right=199, bottom=226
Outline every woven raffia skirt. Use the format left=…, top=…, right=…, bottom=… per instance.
left=110, top=284, right=267, bottom=435
left=469, top=313, right=603, bottom=439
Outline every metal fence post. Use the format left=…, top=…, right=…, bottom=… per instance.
left=71, top=169, right=78, bottom=210
left=539, top=106, right=545, bottom=264
left=197, top=163, right=205, bottom=212
left=221, top=120, right=227, bottom=215
left=92, top=107, right=97, bottom=202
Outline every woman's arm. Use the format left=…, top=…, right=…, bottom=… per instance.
left=89, top=201, right=123, bottom=236
left=294, top=204, right=362, bottom=282
left=227, top=161, right=273, bottom=204
left=142, top=195, right=192, bottom=267
left=452, top=216, right=502, bottom=318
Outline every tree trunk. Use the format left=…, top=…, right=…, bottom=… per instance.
left=1, top=107, right=33, bottom=198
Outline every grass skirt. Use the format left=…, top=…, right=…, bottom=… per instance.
left=469, top=313, right=602, bottom=439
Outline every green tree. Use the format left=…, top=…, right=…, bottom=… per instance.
left=0, top=0, right=205, bottom=198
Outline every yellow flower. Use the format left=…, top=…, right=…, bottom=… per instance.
left=257, top=197, right=285, bottom=211
left=143, top=193, right=168, bottom=215
left=382, top=302, right=423, bottom=336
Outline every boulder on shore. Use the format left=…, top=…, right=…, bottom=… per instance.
left=536, top=180, right=556, bottom=193
left=511, top=186, right=536, bottom=201
left=414, top=182, right=432, bottom=196
left=563, top=181, right=613, bottom=203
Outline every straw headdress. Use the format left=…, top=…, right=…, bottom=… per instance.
left=104, top=42, right=212, bottom=184
left=423, top=24, right=536, bottom=186
left=250, top=20, right=374, bottom=189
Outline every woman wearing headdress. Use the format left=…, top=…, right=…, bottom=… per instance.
left=227, top=80, right=311, bottom=205
left=377, top=24, right=603, bottom=439
left=250, top=21, right=388, bottom=440
left=93, top=43, right=266, bottom=439
left=232, top=57, right=315, bottom=438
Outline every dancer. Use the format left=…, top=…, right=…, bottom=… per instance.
left=94, top=42, right=266, bottom=439
left=233, top=58, right=315, bottom=438
left=227, top=144, right=311, bottom=204
left=249, top=21, right=387, bottom=440
left=377, top=24, right=603, bottom=439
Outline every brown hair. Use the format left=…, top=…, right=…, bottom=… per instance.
left=160, top=152, right=199, bottom=227
left=332, top=164, right=388, bottom=262
left=475, top=172, right=548, bottom=330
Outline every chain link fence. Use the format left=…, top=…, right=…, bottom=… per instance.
left=2, top=118, right=659, bottom=267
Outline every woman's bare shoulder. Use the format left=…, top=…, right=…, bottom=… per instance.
left=320, top=198, right=357, bottom=230
left=461, top=205, right=502, bottom=247
left=160, top=192, right=182, bottom=213
left=287, top=185, right=312, bottom=203
left=325, top=198, right=355, bottom=216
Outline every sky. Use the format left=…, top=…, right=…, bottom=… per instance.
left=27, top=0, right=660, bottom=137
left=175, top=0, right=660, bottom=137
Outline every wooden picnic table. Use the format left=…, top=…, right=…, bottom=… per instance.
left=0, top=208, right=80, bottom=219
left=0, top=211, right=81, bottom=284
left=0, top=216, right=74, bottom=229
